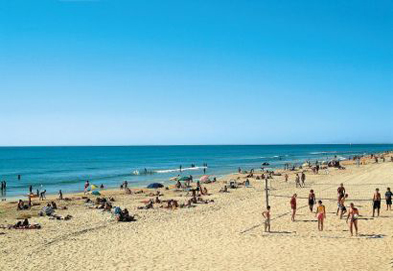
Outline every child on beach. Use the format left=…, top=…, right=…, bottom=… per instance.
left=290, top=194, right=297, bottom=221
left=316, top=200, right=326, bottom=231
left=262, top=206, right=271, bottom=232
left=346, top=203, right=359, bottom=236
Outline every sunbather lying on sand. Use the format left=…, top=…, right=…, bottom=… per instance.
left=49, top=214, right=73, bottom=221
left=138, top=200, right=154, bottom=210
left=9, top=219, right=41, bottom=230
left=161, top=199, right=179, bottom=209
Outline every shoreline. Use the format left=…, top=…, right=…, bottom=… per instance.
left=1, top=151, right=391, bottom=211
left=1, top=152, right=393, bottom=270
left=2, top=149, right=391, bottom=201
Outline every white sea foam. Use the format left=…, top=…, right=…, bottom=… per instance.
left=155, top=166, right=207, bottom=174
left=309, top=151, right=338, bottom=155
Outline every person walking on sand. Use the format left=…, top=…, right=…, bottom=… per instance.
left=39, top=190, right=46, bottom=201
left=290, top=194, right=297, bottom=221
left=295, top=174, right=300, bottom=188
left=316, top=200, right=326, bottom=231
left=372, top=188, right=381, bottom=217
left=262, top=206, right=271, bottom=232
left=339, top=194, right=348, bottom=219
left=308, top=190, right=316, bottom=212
left=346, top=203, right=359, bottom=236
left=385, top=187, right=392, bottom=211
left=284, top=173, right=288, bottom=182
left=301, top=172, right=306, bottom=187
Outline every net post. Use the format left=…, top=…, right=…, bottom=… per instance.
left=265, top=178, right=269, bottom=208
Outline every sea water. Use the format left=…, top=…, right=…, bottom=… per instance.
left=0, top=144, right=392, bottom=198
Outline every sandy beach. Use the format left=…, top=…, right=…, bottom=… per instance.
left=1, top=155, right=393, bottom=271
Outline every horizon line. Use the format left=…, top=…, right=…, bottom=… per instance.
left=1, top=143, right=393, bottom=148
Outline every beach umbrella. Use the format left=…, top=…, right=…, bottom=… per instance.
left=147, top=183, right=164, bottom=189
left=91, top=184, right=98, bottom=190
left=200, top=175, right=210, bottom=182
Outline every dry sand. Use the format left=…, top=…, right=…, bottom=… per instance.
left=1, top=156, right=393, bottom=271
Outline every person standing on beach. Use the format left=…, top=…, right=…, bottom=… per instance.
left=308, top=190, right=316, bottom=212
left=39, top=190, right=46, bottom=201
left=372, top=188, right=381, bottom=217
left=290, top=194, right=297, bottom=221
left=295, top=174, right=300, bottom=188
left=58, top=190, right=63, bottom=200
left=336, top=183, right=346, bottom=215
left=84, top=180, right=90, bottom=194
left=284, top=173, right=288, bottom=182
left=29, top=185, right=33, bottom=194
left=385, top=187, right=392, bottom=211
left=339, top=194, right=348, bottom=219
left=346, top=203, right=359, bottom=236
left=262, top=206, right=271, bottom=232
left=301, top=172, right=306, bottom=187
left=316, top=200, right=326, bottom=231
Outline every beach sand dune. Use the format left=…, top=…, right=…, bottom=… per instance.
left=1, top=161, right=393, bottom=270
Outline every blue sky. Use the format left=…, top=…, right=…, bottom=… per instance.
left=0, top=0, right=392, bottom=145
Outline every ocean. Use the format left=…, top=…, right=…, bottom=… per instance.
left=0, top=144, right=392, bottom=198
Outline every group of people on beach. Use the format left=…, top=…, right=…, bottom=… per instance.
left=295, top=172, right=306, bottom=188
left=273, top=182, right=392, bottom=236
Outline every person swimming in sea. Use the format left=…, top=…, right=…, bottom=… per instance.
left=316, top=200, right=326, bottom=231
left=346, top=203, right=359, bottom=236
